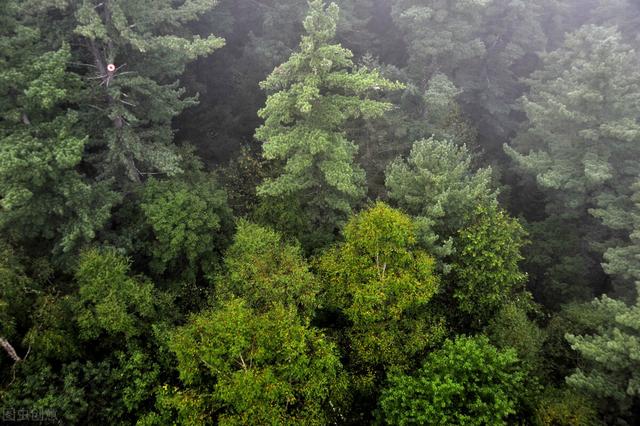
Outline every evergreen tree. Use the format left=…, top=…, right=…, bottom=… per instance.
left=72, top=0, right=225, bottom=182
left=566, top=287, right=640, bottom=423
left=602, top=181, right=640, bottom=296
left=255, top=0, right=402, bottom=247
left=506, top=25, right=640, bottom=297
left=0, top=2, right=118, bottom=263
left=385, top=137, right=497, bottom=256
left=392, top=0, right=548, bottom=144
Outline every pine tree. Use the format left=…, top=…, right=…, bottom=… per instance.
left=566, top=287, right=640, bottom=423
left=385, top=137, right=497, bottom=256
left=0, top=1, right=118, bottom=262
left=72, top=0, right=225, bottom=182
left=392, top=0, right=547, bottom=143
left=602, top=182, right=640, bottom=294
left=506, top=25, right=640, bottom=297
left=255, top=0, right=402, bottom=246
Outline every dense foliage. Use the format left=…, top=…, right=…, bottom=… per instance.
left=1, top=0, right=639, bottom=424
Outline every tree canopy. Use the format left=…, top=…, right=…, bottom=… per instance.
left=1, top=0, right=639, bottom=424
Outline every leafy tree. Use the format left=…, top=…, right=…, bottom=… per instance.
left=0, top=242, right=41, bottom=374
left=534, top=387, right=599, bottom=426
left=140, top=173, right=233, bottom=283
left=217, top=221, right=319, bottom=318
left=72, top=248, right=158, bottom=341
left=255, top=0, right=402, bottom=246
left=378, top=335, right=528, bottom=425
left=316, top=203, right=444, bottom=392
left=158, top=299, right=348, bottom=425
left=449, top=205, right=528, bottom=329
left=565, top=287, right=640, bottom=423
left=1, top=248, right=170, bottom=424
left=386, top=137, right=497, bottom=256
left=0, top=3, right=118, bottom=263
left=486, top=300, right=546, bottom=375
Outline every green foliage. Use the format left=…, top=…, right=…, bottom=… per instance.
left=507, top=25, right=640, bottom=214
left=1, top=350, right=163, bottom=425
left=602, top=181, right=640, bottom=301
left=450, top=205, right=528, bottom=328
left=0, top=243, right=37, bottom=340
left=255, top=0, right=403, bottom=245
left=0, top=9, right=118, bottom=262
left=392, top=0, right=548, bottom=142
left=4, top=1, right=640, bottom=423
left=317, top=203, right=444, bottom=388
left=349, top=67, right=477, bottom=199
left=218, top=221, right=319, bottom=318
left=73, top=248, right=157, bottom=341
left=423, top=74, right=477, bottom=148
left=506, top=25, right=640, bottom=297
left=218, top=146, right=271, bottom=217
left=534, top=387, right=600, bottom=426
left=1, top=248, right=169, bottom=425
left=487, top=300, right=546, bottom=374
left=565, top=286, right=640, bottom=422
left=522, top=216, right=600, bottom=309
left=71, top=0, right=225, bottom=181
left=386, top=137, right=497, bottom=256
left=162, top=299, right=348, bottom=425
left=140, top=174, right=232, bottom=282
left=378, top=335, right=528, bottom=425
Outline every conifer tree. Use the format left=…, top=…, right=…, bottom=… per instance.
left=392, top=0, right=547, bottom=142
left=565, top=287, right=640, bottom=422
left=255, top=0, right=402, bottom=244
left=0, top=1, right=118, bottom=262
left=602, top=182, right=640, bottom=293
left=385, top=137, right=497, bottom=256
left=506, top=25, right=640, bottom=296
left=72, top=0, right=225, bottom=182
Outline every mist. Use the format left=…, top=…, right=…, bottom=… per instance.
left=1, top=0, right=639, bottom=424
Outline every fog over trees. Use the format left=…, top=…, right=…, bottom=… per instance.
left=1, top=0, right=640, bottom=424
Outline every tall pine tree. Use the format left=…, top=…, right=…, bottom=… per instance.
left=73, top=0, right=225, bottom=182
left=506, top=25, right=640, bottom=298
left=255, top=0, right=402, bottom=247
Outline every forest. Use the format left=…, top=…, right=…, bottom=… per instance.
left=1, top=0, right=639, bottom=424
